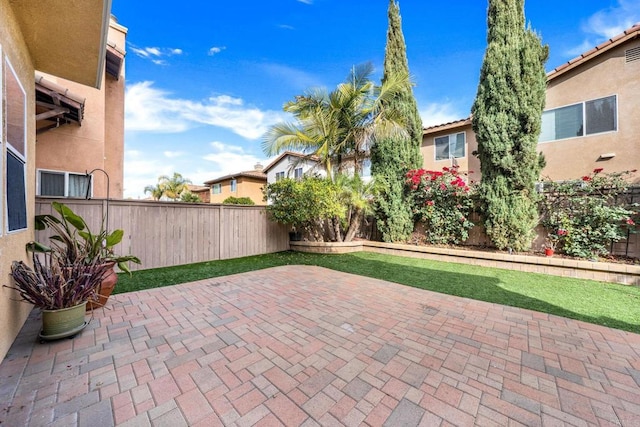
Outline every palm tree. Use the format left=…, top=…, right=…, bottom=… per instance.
left=144, top=183, right=164, bottom=200
left=144, top=173, right=192, bottom=201
left=159, top=173, right=192, bottom=201
left=262, top=63, right=409, bottom=181
left=335, top=173, right=375, bottom=242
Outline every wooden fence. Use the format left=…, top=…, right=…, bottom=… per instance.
left=35, top=198, right=290, bottom=271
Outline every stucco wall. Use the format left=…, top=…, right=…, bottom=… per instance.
left=209, top=177, right=266, bottom=205
left=541, top=39, right=640, bottom=183
left=0, top=0, right=37, bottom=361
left=34, top=19, right=126, bottom=199
left=265, top=155, right=325, bottom=183
left=420, top=124, right=481, bottom=183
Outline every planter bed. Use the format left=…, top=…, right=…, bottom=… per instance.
left=290, top=240, right=640, bottom=285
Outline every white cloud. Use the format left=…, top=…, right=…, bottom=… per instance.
left=129, top=44, right=183, bottom=64
left=567, top=0, right=640, bottom=56
left=297, top=0, right=313, bottom=4
left=279, top=24, right=295, bottom=30
left=124, top=81, right=286, bottom=139
left=208, top=46, right=226, bottom=56
left=419, top=102, right=466, bottom=128
left=164, top=151, right=185, bottom=158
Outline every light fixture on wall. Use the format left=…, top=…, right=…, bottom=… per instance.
left=598, top=152, right=616, bottom=160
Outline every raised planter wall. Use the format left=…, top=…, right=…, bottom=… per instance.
left=290, top=240, right=640, bottom=286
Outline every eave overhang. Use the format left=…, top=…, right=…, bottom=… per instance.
left=9, top=0, right=112, bottom=88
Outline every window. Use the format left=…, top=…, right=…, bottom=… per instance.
left=294, top=167, right=303, bottom=180
left=435, top=132, right=465, bottom=161
left=539, top=95, right=617, bottom=142
left=38, top=170, right=91, bottom=197
left=5, top=58, right=27, bottom=232
left=361, top=158, right=372, bottom=178
left=211, top=183, right=221, bottom=194
left=275, top=171, right=285, bottom=181
left=230, top=179, right=237, bottom=192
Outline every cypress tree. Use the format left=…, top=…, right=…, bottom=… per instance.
left=371, top=0, right=423, bottom=242
left=471, top=0, right=547, bottom=251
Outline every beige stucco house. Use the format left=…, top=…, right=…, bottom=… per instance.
left=422, top=24, right=640, bottom=184
left=35, top=17, right=126, bottom=199
left=204, top=164, right=267, bottom=205
left=0, top=0, right=114, bottom=360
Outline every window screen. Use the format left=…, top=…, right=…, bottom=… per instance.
left=7, top=151, right=27, bottom=231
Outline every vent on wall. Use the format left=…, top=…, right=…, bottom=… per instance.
left=626, top=46, right=640, bottom=63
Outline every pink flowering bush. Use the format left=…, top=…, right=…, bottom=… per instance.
left=539, top=169, right=638, bottom=259
left=406, top=166, right=476, bottom=244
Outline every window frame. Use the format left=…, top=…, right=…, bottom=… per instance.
left=211, top=183, right=222, bottom=194
left=230, top=179, right=237, bottom=193
left=4, top=56, right=27, bottom=234
left=275, top=171, right=285, bottom=181
left=434, top=132, right=466, bottom=161
left=294, top=167, right=303, bottom=180
left=37, top=169, right=93, bottom=198
left=539, top=94, right=618, bottom=143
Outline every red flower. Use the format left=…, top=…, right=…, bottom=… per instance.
left=593, top=168, right=603, bottom=174
left=426, top=200, right=434, bottom=206
left=582, top=176, right=591, bottom=181
left=626, top=218, right=636, bottom=226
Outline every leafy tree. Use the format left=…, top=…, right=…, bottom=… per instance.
left=371, top=0, right=423, bottom=243
left=264, top=177, right=344, bottom=240
left=335, top=173, right=375, bottom=242
left=223, top=196, right=255, bottom=205
left=471, top=0, right=548, bottom=251
left=262, top=63, right=408, bottom=181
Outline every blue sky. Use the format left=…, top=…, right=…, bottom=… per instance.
left=112, top=0, right=640, bottom=199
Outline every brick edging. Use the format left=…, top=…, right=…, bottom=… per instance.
left=290, top=240, right=640, bottom=285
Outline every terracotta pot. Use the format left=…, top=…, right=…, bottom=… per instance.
left=544, top=248, right=555, bottom=257
left=87, top=262, right=118, bottom=311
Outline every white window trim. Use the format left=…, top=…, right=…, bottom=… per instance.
left=230, top=179, right=237, bottom=193
left=4, top=56, right=27, bottom=234
left=434, top=132, right=466, bottom=161
left=211, top=183, right=222, bottom=194
left=37, top=169, right=93, bottom=198
left=539, top=94, right=618, bottom=144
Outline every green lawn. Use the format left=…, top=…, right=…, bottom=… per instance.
left=116, top=251, right=640, bottom=334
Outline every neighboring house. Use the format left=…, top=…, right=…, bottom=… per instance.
left=35, top=17, right=127, bottom=199
left=0, top=0, right=114, bottom=360
left=187, top=184, right=211, bottom=203
left=421, top=24, right=640, bottom=183
left=205, top=164, right=267, bottom=205
left=263, top=151, right=325, bottom=184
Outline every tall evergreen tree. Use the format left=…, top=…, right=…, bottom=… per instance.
left=471, top=0, right=547, bottom=251
left=371, top=0, right=423, bottom=242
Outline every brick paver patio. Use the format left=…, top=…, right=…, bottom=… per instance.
left=1, top=265, right=639, bottom=426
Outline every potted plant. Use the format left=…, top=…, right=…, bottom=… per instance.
left=7, top=251, right=113, bottom=340
left=544, top=228, right=567, bottom=257
left=29, top=202, right=141, bottom=309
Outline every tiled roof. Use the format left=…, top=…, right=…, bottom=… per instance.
left=548, top=23, right=640, bottom=81
left=263, top=151, right=320, bottom=173
left=203, top=170, right=266, bottom=185
left=423, top=117, right=472, bottom=134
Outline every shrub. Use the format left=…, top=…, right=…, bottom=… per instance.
left=264, top=177, right=344, bottom=239
left=539, top=169, right=638, bottom=259
left=406, top=167, right=476, bottom=245
left=223, top=196, right=255, bottom=205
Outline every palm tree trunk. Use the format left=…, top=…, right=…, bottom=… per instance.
left=332, top=217, right=343, bottom=242
left=344, top=208, right=362, bottom=242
